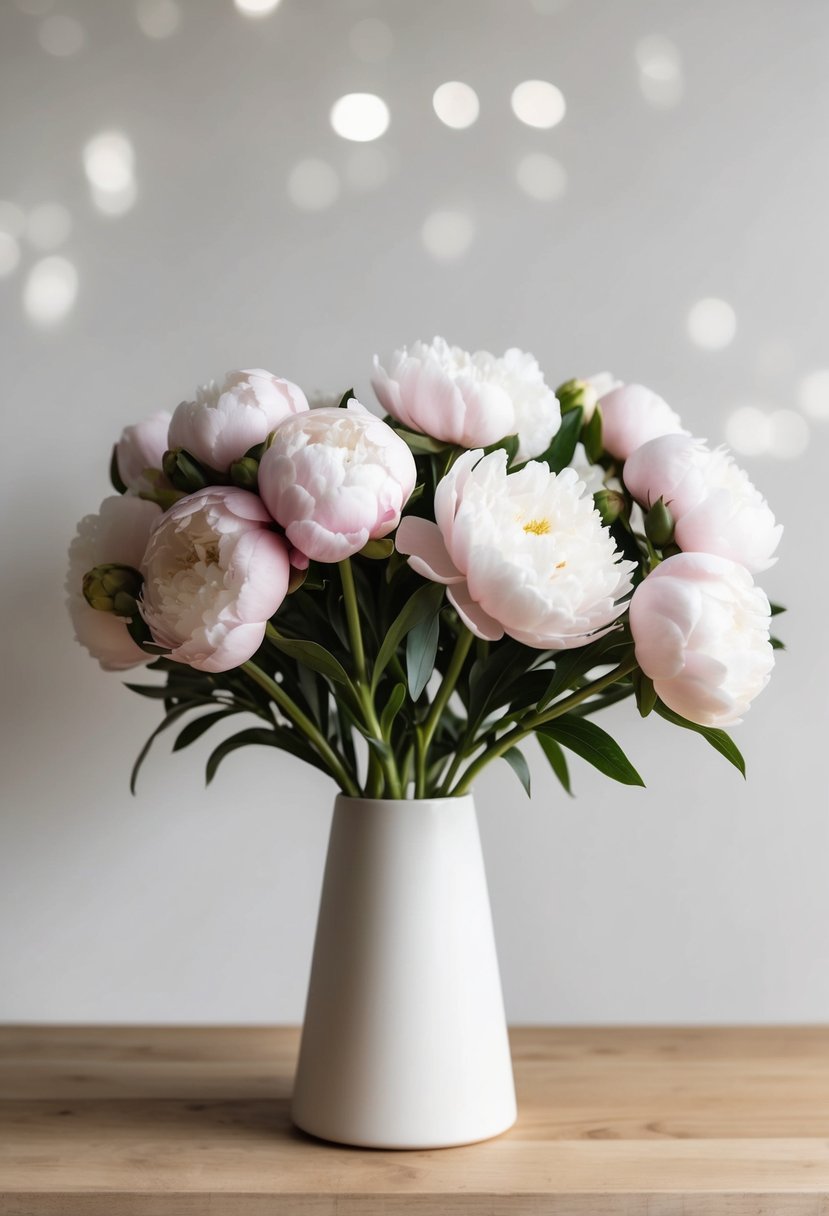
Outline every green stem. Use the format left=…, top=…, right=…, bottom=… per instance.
left=451, top=654, right=639, bottom=796
left=242, top=661, right=360, bottom=797
left=339, top=559, right=402, bottom=798
left=421, top=627, right=474, bottom=758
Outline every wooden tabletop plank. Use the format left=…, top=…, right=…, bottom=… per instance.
left=2, top=1026, right=829, bottom=1215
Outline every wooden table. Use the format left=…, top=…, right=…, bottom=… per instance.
left=2, top=1026, right=829, bottom=1214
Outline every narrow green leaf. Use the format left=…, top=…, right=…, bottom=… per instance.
left=654, top=701, right=746, bottom=778
left=536, top=406, right=583, bottom=473
left=206, top=727, right=280, bottom=785
left=539, top=714, right=645, bottom=787
left=380, top=682, right=406, bottom=737
left=502, top=746, right=532, bottom=797
left=582, top=404, right=603, bottom=463
left=538, top=630, right=628, bottom=710
left=172, top=709, right=237, bottom=753
left=266, top=629, right=350, bottom=687
left=130, top=701, right=203, bottom=794
left=337, top=387, right=355, bottom=409
left=536, top=732, right=572, bottom=796
left=769, top=602, right=786, bottom=617
left=770, top=636, right=785, bottom=651
left=484, top=433, right=520, bottom=465
left=109, top=444, right=128, bottom=494
left=393, top=427, right=448, bottom=454
left=406, top=610, right=440, bottom=700
left=124, top=682, right=186, bottom=700
left=372, top=581, right=444, bottom=691
left=633, top=670, right=657, bottom=718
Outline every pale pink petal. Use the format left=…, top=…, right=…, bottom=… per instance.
left=395, top=516, right=464, bottom=584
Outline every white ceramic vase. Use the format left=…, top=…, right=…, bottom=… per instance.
left=291, top=794, right=517, bottom=1149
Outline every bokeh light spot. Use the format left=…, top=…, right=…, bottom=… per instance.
left=687, top=297, right=736, bottom=350
left=516, top=152, right=567, bottom=200
left=0, top=233, right=22, bottom=278
left=433, top=82, right=480, bottom=130
left=38, top=14, right=85, bottom=56
left=768, top=409, right=809, bottom=459
left=421, top=209, right=475, bottom=262
left=636, top=35, right=684, bottom=108
left=330, top=93, right=390, bottom=142
left=136, top=0, right=181, bottom=39
left=287, top=159, right=341, bottom=212
left=511, top=80, right=566, bottom=128
left=797, top=369, right=829, bottom=420
left=23, top=256, right=78, bottom=325
left=234, top=0, right=281, bottom=15
left=725, top=406, right=772, bottom=457
left=83, top=131, right=135, bottom=193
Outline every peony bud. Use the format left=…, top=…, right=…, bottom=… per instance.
left=644, top=497, right=675, bottom=547
left=163, top=448, right=210, bottom=494
left=82, top=563, right=143, bottom=615
left=593, top=488, right=626, bottom=526
left=229, top=456, right=260, bottom=490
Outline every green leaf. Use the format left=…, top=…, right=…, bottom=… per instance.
left=372, top=581, right=445, bottom=691
left=337, top=387, right=356, bottom=409
left=172, top=709, right=238, bottom=753
left=654, top=701, right=745, bottom=778
left=536, top=733, right=572, bottom=796
left=393, top=427, right=448, bottom=454
left=130, top=701, right=203, bottom=794
left=467, top=639, right=533, bottom=724
left=770, top=636, right=785, bottom=651
left=266, top=629, right=351, bottom=687
left=406, top=610, right=440, bottom=700
left=536, top=405, right=583, bottom=473
left=360, top=538, right=395, bottom=559
left=633, top=671, right=657, bottom=718
left=483, top=433, right=520, bottom=465
left=769, top=602, right=786, bottom=617
left=380, top=682, right=406, bottom=737
left=582, top=404, right=603, bottom=463
left=502, top=746, right=532, bottom=797
left=538, top=630, right=628, bottom=710
left=109, top=444, right=128, bottom=494
left=206, top=727, right=281, bottom=785
left=538, top=714, right=645, bottom=787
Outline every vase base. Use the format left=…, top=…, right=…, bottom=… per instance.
left=291, top=1106, right=518, bottom=1151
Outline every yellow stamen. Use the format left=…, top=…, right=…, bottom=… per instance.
left=523, top=518, right=551, bottom=536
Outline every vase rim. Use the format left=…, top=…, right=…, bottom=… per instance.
left=334, top=792, right=474, bottom=808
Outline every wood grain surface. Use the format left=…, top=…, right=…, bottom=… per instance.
left=2, top=1025, right=829, bottom=1214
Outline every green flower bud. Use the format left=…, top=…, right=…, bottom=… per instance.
left=593, top=488, right=626, bottom=526
left=644, top=497, right=675, bottom=547
left=162, top=448, right=209, bottom=493
left=230, top=456, right=260, bottom=491
left=556, top=377, right=599, bottom=416
left=82, top=564, right=143, bottom=615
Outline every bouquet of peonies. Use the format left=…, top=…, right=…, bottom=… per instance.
left=67, top=339, right=783, bottom=798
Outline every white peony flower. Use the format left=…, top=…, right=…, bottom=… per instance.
left=630, top=551, right=774, bottom=726
left=140, top=486, right=291, bottom=672
left=258, top=400, right=417, bottom=565
left=115, top=411, right=172, bottom=494
left=372, top=337, right=561, bottom=461
left=67, top=495, right=161, bottom=670
left=168, top=369, right=309, bottom=473
left=595, top=382, right=686, bottom=461
left=396, top=448, right=635, bottom=648
left=623, top=433, right=782, bottom=573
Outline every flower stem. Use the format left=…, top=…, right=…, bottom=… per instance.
left=415, top=626, right=474, bottom=797
left=451, top=654, right=640, bottom=796
left=242, top=661, right=360, bottom=797
left=339, top=558, right=403, bottom=798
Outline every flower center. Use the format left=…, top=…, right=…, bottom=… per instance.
left=523, top=517, right=551, bottom=536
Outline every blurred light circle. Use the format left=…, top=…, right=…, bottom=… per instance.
left=234, top=0, right=281, bottom=15
left=91, top=181, right=138, bottom=216
left=0, top=200, right=26, bottom=238
left=345, top=145, right=391, bottom=192
left=725, top=406, right=772, bottom=457
left=348, top=17, right=393, bottom=62
left=797, top=369, right=829, bottom=420
left=136, top=0, right=181, bottom=39
left=432, top=82, right=480, bottom=130
left=38, top=14, right=85, bottom=56
left=636, top=35, right=683, bottom=108
left=510, top=80, right=566, bottom=129
left=23, top=255, right=78, bottom=325
left=421, top=209, right=475, bottom=262
left=287, top=159, right=340, bottom=211
left=330, top=93, right=390, bottom=142
left=83, top=131, right=135, bottom=193
left=0, top=233, right=21, bottom=278
left=516, top=152, right=567, bottom=200
left=25, top=202, right=72, bottom=250
left=687, top=297, right=736, bottom=350
left=768, top=409, right=809, bottom=459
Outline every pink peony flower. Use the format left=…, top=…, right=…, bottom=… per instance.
left=115, top=411, right=172, bottom=493
left=372, top=337, right=561, bottom=461
left=168, top=369, right=309, bottom=473
left=630, top=551, right=774, bottom=726
left=623, top=433, right=782, bottom=573
left=258, top=401, right=417, bottom=564
left=595, top=382, right=685, bottom=461
left=140, top=486, right=290, bottom=672
left=67, top=495, right=161, bottom=670
left=396, top=448, right=634, bottom=648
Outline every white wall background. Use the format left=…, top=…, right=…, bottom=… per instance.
left=1, top=0, right=827, bottom=1024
